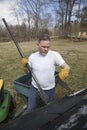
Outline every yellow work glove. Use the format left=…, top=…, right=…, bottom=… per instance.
left=21, top=58, right=28, bottom=67
left=59, top=69, right=69, bottom=81
left=0, top=79, right=4, bottom=90
left=21, top=58, right=28, bottom=72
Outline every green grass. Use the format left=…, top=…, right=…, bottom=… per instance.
left=0, top=39, right=87, bottom=106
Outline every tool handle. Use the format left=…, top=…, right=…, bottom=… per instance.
left=2, top=18, right=25, bottom=58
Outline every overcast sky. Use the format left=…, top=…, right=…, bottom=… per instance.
left=0, top=0, right=55, bottom=26
left=0, top=0, right=20, bottom=25
left=0, top=0, right=87, bottom=26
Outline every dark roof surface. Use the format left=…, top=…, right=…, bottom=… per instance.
left=0, top=88, right=87, bottom=130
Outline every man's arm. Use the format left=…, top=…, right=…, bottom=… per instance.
left=59, top=62, right=70, bottom=81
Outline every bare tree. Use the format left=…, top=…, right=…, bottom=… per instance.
left=9, top=1, right=21, bottom=39
left=8, top=0, right=55, bottom=40
left=25, top=0, right=41, bottom=38
left=51, top=0, right=82, bottom=37
left=17, top=0, right=50, bottom=38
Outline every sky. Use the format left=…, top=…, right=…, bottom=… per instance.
left=0, top=0, right=20, bottom=25
left=0, top=0, right=87, bottom=26
left=0, top=0, right=54, bottom=26
left=0, top=0, right=55, bottom=27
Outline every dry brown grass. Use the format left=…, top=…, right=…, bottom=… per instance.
left=0, top=39, right=87, bottom=105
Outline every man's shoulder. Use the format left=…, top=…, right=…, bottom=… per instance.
left=49, top=50, right=59, bottom=55
left=29, top=51, right=39, bottom=59
left=30, top=51, right=38, bottom=56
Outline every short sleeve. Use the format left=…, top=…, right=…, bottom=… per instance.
left=54, top=52, right=65, bottom=66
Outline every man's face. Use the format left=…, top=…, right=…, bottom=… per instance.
left=37, top=40, right=50, bottom=56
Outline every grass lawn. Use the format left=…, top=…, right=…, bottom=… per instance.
left=0, top=39, right=87, bottom=106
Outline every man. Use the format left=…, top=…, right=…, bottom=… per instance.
left=21, top=34, right=70, bottom=112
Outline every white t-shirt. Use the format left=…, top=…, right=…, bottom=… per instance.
left=28, top=50, right=65, bottom=90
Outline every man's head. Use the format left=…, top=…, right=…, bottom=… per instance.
left=38, top=34, right=50, bottom=42
left=37, top=34, right=51, bottom=56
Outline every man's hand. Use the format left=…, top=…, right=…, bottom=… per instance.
left=0, top=79, right=4, bottom=90
left=21, top=58, right=28, bottom=72
left=59, top=69, right=69, bottom=81
left=21, top=58, right=28, bottom=67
